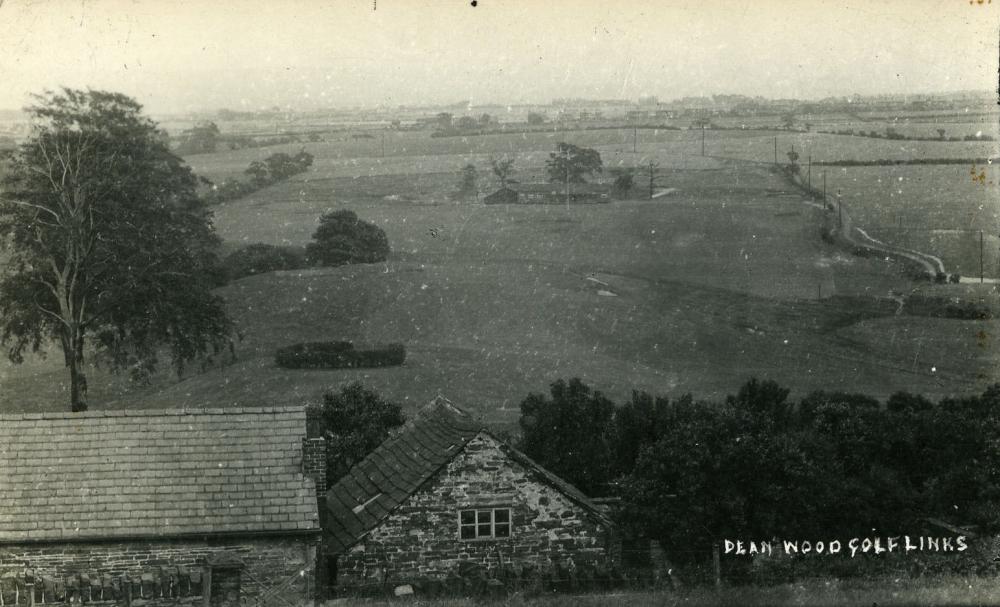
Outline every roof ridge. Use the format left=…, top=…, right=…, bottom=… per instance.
left=0, top=405, right=307, bottom=421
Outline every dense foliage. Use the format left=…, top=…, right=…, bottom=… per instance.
left=274, top=341, right=405, bottom=369
left=517, top=378, right=617, bottom=497
left=517, top=378, right=1000, bottom=566
left=305, top=210, right=390, bottom=267
left=202, top=150, right=313, bottom=204
left=0, top=88, right=233, bottom=411
left=546, top=142, right=603, bottom=184
left=222, top=243, right=307, bottom=281
left=314, top=382, right=406, bottom=484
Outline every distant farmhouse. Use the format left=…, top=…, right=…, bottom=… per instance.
left=0, top=407, right=326, bottom=607
left=484, top=183, right=611, bottom=205
left=322, top=398, right=618, bottom=591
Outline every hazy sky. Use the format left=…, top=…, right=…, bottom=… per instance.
left=1, top=0, right=997, bottom=113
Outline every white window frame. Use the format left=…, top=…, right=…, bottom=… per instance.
left=458, top=507, right=512, bottom=540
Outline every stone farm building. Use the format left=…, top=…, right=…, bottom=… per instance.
left=0, top=407, right=326, bottom=607
left=322, top=398, right=618, bottom=590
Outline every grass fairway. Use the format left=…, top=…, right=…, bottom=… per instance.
left=3, top=158, right=995, bottom=423
left=334, top=575, right=1000, bottom=606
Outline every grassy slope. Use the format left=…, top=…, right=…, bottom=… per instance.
left=340, top=575, right=1000, bottom=606
left=3, top=157, right=995, bottom=424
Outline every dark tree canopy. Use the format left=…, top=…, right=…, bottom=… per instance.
left=315, top=382, right=406, bottom=484
left=517, top=378, right=616, bottom=497
left=455, top=163, right=478, bottom=199
left=305, top=210, right=390, bottom=267
left=0, top=88, right=233, bottom=411
left=489, top=155, right=515, bottom=189
left=546, top=142, right=603, bottom=184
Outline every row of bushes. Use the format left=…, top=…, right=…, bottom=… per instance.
left=818, top=128, right=995, bottom=142
left=429, top=123, right=683, bottom=138
left=815, top=157, right=998, bottom=167
left=221, top=243, right=308, bottom=281
left=275, top=341, right=406, bottom=369
left=904, top=294, right=993, bottom=319
left=219, top=211, right=390, bottom=282
left=201, top=150, right=313, bottom=205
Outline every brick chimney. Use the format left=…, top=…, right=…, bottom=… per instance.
left=302, top=437, right=327, bottom=496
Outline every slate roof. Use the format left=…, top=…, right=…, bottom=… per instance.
left=0, top=407, right=320, bottom=543
left=323, top=397, right=611, bottom=555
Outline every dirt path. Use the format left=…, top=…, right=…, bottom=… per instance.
left=835, top=193, right=946, bottom=276
left=710, top=155, right=948, bottom=277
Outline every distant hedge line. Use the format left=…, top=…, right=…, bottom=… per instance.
left=814, top=157, right=998, bottom=167
left=275, top=341, right=406, bottom=369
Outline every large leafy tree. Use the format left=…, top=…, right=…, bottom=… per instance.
left=517, top=378, right=616, bottom=496
left=315, top=382, right=406, bottom=485
left=305, top=210, right=390, bottom=267
left=0, top=88, right=233, bottom=411
left=546, top=142, right=602, bottom=184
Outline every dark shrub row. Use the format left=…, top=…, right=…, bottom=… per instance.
left=222, top=244, right=307, bottom=281
left=275, top=341, right=406, bottom=369
left=815, top=157, right=998, bottom=167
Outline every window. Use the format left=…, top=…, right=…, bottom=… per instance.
left=459, top=508, right=511, bottom=540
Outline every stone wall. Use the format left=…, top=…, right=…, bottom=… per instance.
left=335, top=433, right=615, bottom=588
left=0, top=535, right=318, bottom=605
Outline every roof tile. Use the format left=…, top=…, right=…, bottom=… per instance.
left=0, top=407, right=320, bottom=542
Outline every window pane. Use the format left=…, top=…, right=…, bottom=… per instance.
left=477, top=510, right=492, bottom=524
left=495, top=523, right=510, bottom=538
left=495, top=509, right=510, bottom=523
left=460, top=526, right=475, bottom=539
left=478, top=524, right=492, bottom=537
left=460, top=510, right=475, bottom=525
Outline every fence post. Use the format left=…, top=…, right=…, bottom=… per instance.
left=24, top=568, right=34, bottom=607
left=712, top=543, right=721, bottom=589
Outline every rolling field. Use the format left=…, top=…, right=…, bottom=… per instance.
left=2, top=155, right=996, bottom=424
left=3, top=117, right=999, bottom=420
left=823, top=163, right=1000, bottom=277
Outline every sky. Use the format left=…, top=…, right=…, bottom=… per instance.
left=0, top=0, right=998, bottom=114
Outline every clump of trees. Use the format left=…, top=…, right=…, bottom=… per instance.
left=221, top=243, right=308, bottom=281
left=175, top=121, right=221, bottom=154
left=546, top=142, right=603, bottom=184
left=202, top=149, right=313, bottom=204
left=221, top=210, right=390, bottom=284
left=311, top=382, right=406, bottom=485
left=517, top=377, right=1000, bottom=570
left=489, top=155, right=516, bottom=189
left=275, top=341, right=405, bottom=371
left=453, top=163, right=478, bottom=200
left=306, top=210, right=390, bottom=267
left=0, top=88, right=234, bottom=411
left=610, top=168, right=635, bottom=198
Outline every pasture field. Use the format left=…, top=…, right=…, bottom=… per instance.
left=3, top=158, right=995, bottom=423
left=339, top=575, right=1000, bottom=606
left=823, top=163, right=1000, bottom=277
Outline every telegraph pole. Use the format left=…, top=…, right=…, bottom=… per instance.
left=981, top=230, right=985, bottom=283
left=837, top=189, right=843, bottom=229
left=701, top=124, right=706, bottom=156
left=647, top=161, right=658, bottom=199
left=774, top=137, right=778, bottom=164
left=633, top=127, right=638, bottom=153
left=564, top=148, right=570, bottom=209
left=822, top=171, right=826, bottom=201
left=381, top=132, right=385, bottom=158
left=807, top=155, right=812, bottom=189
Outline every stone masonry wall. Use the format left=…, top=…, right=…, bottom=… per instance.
left=336, top=433, right=614, bottom=587
left=0, top=535, right=318, bottom=604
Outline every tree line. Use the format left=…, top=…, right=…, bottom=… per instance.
left=515, top=378, right=1000, bottom=565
